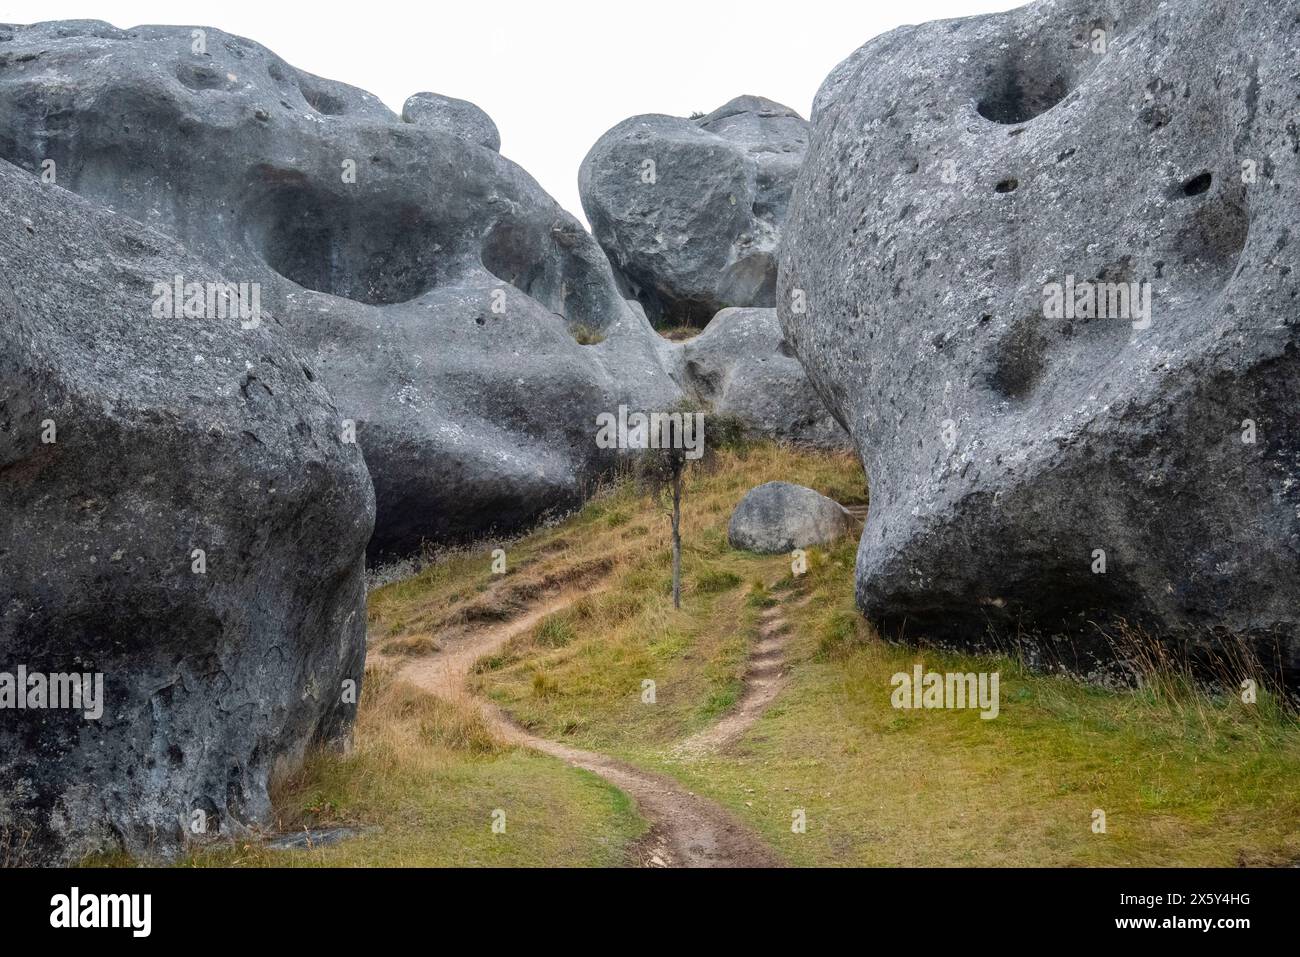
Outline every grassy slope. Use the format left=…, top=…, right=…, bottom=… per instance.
left=178, top=666, right=644, bottom=867
left=176, top=442, right=1298, bottom=867
left=468, top=444, right=1300, bottom=867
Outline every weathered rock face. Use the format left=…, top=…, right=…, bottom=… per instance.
left=402, top=91, right=501, bottom=151
left=779, top=0, right=1300, bottom=679
left=681, top=308, right=849, bottom=449
left=581, top=96, right=809, bottom=326
left=0, top=20, right=680, bottom=562
left=728, top=483, right=854, bottom=555
left=0, top=22, right=841, bottom=561
left=0, top=159, right=375, bottom=863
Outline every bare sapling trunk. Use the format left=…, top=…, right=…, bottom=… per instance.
left=671, top=457, right=682, bottom=609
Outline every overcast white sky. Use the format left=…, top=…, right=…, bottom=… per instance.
left=14, top=0, right=1020, bottom=220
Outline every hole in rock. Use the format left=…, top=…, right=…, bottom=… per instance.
left=1172, top=186, right=1249, bottom=278
left=175, top=63, right=228, bottom=91
left=995, top=178, right=1019, bottom=193
left=299, top=81, right=346, bottom=116
left=976, top=67, right=1070, bottom=124
left=245, top=177, right=446, bottom=306
left=1181, top=171, right=1213, bottom=197
left=987, top=319, right=1047, bottom=400
left=481, top=219, right=552, bottom=306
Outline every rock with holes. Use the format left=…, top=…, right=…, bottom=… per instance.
left=0, top=20, right=683, bottom=561
left=580, top=96, right=809, bottom=325
left=728, top=483, right=854, bottom=555
left=0, top=158, right=375, bottom=864
left=779, top=0, right=1300, bottom=680
left=680, top=308, right=849, bottom=449
left=401, top=91, right=500, bottom=151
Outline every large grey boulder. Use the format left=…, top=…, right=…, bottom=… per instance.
left=0, top=22, right=843, bottom=562
left=779, top=0, right=1300, bottom=680
left=580, top=96, right=808, bottom=325
left=728, top=483, right=854, bottom=555
left=0, top=20, right=681, bottom=562
left=0, top=158, right=375, bottom=863
left=681, top=308, right=849, bottom=449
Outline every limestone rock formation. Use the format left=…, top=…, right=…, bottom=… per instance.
left=728, top=483, right=854, bottom=555
left=0, top=22, right=840, bottom=562
left=0, top=158, right=375, bottom=864
left=0, top=20, right=678, bottom=562
left=580, top=96, right=809, bottom=325
left=778, top=0, right=1300, bottom=680
left=681, top=308, right=849, bottom=449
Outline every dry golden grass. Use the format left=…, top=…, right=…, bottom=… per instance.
left=172, top=658, right=644, bottom=867
left=465, top=443, right=1300, bottom=867
left=176, top=441, right=1299, bottom=867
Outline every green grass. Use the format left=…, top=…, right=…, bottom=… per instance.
left=176, top=668, right=646, bottom=867
left=635, top=554, right=1300, bottom=865
left=469, top=445, right=867, bottom=750
left=163, top=442, right=1299, bottom=867
left=469, top=444, right=1300, bottom=867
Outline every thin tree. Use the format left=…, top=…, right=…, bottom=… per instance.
left=639, top=406, right=742, bottom=609
left=670, top=444, right=684, bottom=609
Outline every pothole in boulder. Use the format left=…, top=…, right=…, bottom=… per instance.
left=298, top=80, right=347, bottom=116
left=244, top=176, right=447, bottom=306
left=987, top=317, right=1048, bottom=399
left=977, top=14, right=1120, bottom=126
left=481, top=218, right=556, bottom=307
left=1171, top=182, right=1249, bottom=283
left=175, top=62, right=231, bottom=91
left=977, top=68, right=1070, bottom=124
left=1177, top=171, right=1213, bottom=198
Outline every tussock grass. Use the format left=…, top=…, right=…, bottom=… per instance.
left=471, top=444, right=866, bottom=746
left=0, top=827, right=33, bottom=869
left=465, top=443, right=1300, bottom=867
left=176, top=660, right=644, bottom=867
left=656, top=324, right=702, bottom=342
left=192, top=441, right=1298, bottom=867
left=571, top=323, right=606, bottom=345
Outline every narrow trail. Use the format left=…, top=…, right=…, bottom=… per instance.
left=674, top=590, right=806, bottom=756
left=676, top=505, right=865, bottom=756
left=386, top=590, right=781, bottom=868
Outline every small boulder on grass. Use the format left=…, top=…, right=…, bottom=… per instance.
left=728, top=482, right=855, bottom=555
